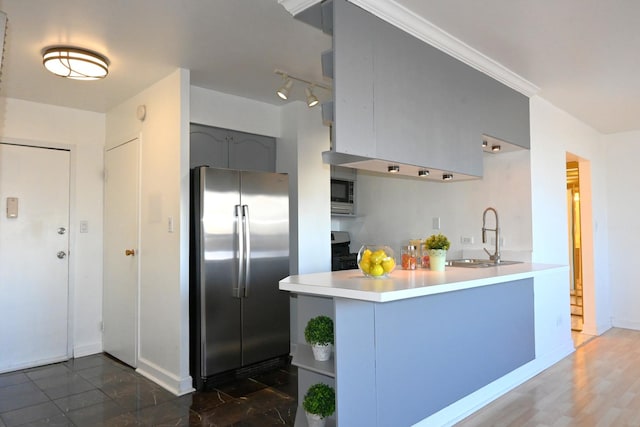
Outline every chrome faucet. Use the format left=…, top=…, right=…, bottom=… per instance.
left=482, top=207, right=501, bottom=263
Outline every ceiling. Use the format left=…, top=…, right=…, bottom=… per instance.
left=0, top=0, right=637, bottom=134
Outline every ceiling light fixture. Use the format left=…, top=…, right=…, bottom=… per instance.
left=442, top=173, right=453, bottom=181
left=482, top=140, right=488, bottom=148
left=276, top=76, right=293, bottom=100
left=305, top=86, right=319, bottom=107
left=274, top=69, right=331, bottom=108
left=418, top=170, right=430, bottom=177
left=491, top=145, right=501, bottom=152
left=42, top=46, right=109, bottom=80
left=388, top=165, right=400, bottom=173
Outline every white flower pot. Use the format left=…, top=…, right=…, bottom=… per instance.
left=428, top=249, right=447, bottom=271
left=305, top=411, right=327, bottom=427
left=311, top=343, right=332, bottom=361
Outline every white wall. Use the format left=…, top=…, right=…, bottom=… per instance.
left=278, top=102, right=331, bottom=275
left=106, top=69, right=192, bottom=395
left=190, top=86, right=281, bottom=138
left=337, top=149, right=533, bottom=262
left=0, top=97, right=105, bottom=357
left=529, top=96, right=611, bottom=336
left=604, top=130, right=640, bottom=329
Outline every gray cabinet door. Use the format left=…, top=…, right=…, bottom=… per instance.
left=190, top=124, right=276, bottom=172
left=190, top=124, right=229, bottom=169
left=331, top=0, right=530, bottom=175
left=228, top=132, right=276, bottom=172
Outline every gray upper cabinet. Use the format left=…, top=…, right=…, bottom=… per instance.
left=190, top=124, right=276, bottom=172
left=329, top=0, right=529, bottom=178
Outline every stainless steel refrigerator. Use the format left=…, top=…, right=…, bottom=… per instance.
left=190, top=166, right=290, bottom=389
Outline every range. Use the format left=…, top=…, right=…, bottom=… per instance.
left=331, top=231, right=358, bottom=271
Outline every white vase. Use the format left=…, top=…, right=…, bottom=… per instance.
left=311, top=343, right=332, bottom=361
left=305, top=411, right=327, bottom=427
left=428, top=249, right=447, bottom=271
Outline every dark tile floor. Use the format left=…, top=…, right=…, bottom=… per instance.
left=0, top=354, right=298, bottom=426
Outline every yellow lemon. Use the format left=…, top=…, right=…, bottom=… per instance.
left=359, top=260, right=371, bottom=274
left=361, top=248, right=372, bottom=261
left=370, top=249, right=386, bottom=265
left=381, top=257, right=395, bottom=273
left=370, top=264, right=385, bottom=276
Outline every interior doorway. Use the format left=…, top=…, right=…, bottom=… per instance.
left=566, top=161, right=583, bottom=331
left=566, top=154, right=596, bottom=347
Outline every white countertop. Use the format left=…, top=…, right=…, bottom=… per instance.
left=279, top=263, right=567, bottom=302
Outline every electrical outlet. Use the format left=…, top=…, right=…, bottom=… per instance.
left=432, top=217, right=440, bottom=230
left=460, top=236, right=474, bottom=244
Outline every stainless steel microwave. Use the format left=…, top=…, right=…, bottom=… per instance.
left=331, top=178, right=355, bottom=215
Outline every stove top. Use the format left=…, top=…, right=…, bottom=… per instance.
left=331, top=231, right=358, bottom=271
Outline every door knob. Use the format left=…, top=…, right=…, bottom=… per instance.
left=125, top=249, right=136, bottom=256
left=57, top=227, right=66, bottom=235
left=57, top=251, right=66, bottom=259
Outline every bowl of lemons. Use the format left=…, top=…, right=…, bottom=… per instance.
left=357, top=245, right=396, bottom=278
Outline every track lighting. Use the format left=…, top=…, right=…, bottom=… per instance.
left=482, top=140, right=488, bottom=148
left=305, top=86, right=319, bottom=107
left=388, top=165, right=400, bottom=173
left=418, top=170, right=430, bottom=177
left=277, top=77, right=293, bottom=100
left=442, top=173, right=453, bottom=181
left=274, top=69, right=331, bottom=108
left=491, top=145, right=501, bottom=152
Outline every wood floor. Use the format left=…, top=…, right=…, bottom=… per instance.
left=456, top=328, right=640, bottom=426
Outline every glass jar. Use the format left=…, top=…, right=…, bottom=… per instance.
left=401, top=245, right=417, bottom=270
left=357, top=245, right=396, bottom=277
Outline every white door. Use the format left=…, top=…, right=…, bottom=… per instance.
left=103, top=139, right=139, bottom=367
left=0, top=143, right=70, bottom=372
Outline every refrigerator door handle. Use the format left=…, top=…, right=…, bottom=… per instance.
left=242, top=205, right=251, bottom=297
left=233, top=204, right=244, bottom=298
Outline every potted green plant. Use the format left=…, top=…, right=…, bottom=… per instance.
left=425, top=233, right=451, bottom=271
left=302, top=383, right=335, bottom=427
left=304, top=315, right=334, bottom=361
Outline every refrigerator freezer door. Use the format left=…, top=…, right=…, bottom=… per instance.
left=199, top=168, right=243, bottom=376
left=240, top=171, right=290, bottom=366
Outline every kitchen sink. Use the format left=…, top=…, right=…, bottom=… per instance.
left=447, top=258, right=523, bottom=268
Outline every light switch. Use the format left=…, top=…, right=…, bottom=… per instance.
left=168, top=216, right=174, bottom=233
left=6, top=197, right=18, bottom=218
left=80, top=220, right=89, bottom=233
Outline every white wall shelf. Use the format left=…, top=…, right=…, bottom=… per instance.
left=292, top=343, right=335, bottom=378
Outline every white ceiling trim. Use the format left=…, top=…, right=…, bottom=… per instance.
left=278, top=0, right=322, bottom=16
left=279, top=0, right=540, bottom=97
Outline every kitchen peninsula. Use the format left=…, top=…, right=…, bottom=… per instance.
left=280, top=263, right=566, bottom=426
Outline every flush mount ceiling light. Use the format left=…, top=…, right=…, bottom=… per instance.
left=418, top=170, right=430, bottom=177
left=388, top=165, right=400, bottom=173
left=442, top=173, right=454, bottom=181
left=42, top=46, right=109, bottom=80
left=274, top=69, right=331, bottom=108
left=491, top=145, right=502, bottom=152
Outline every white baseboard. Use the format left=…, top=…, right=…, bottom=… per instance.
left=136, top=357, right=195, bottom=396
left=611, top=319, right=640, bottom=331
left=73, top=342, right=103, bottom=358
left=413, top=342, right=575, bottom=427
left=0, top=355, right=69, bottom=374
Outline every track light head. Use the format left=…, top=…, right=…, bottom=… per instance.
left=418, top=170, right=430, bottom=177
left=305, top=86, right=319, bottom=108
left=277, top=77, right=293, bottom=100
left=388, top=165, right=400, bottom=173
